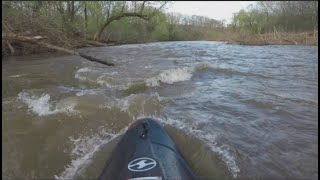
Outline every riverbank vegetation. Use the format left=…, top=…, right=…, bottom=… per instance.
left=2, top=1, right=318, bottom=57
left=228, top=1, right=318, bottom=45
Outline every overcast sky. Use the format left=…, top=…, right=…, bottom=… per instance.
left=165, top=1, right=254, bottom=24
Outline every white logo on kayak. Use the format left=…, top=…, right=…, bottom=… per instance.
left=128, top=157, right=157, bottom=172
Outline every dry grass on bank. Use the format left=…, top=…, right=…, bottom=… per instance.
left=225, top=31, right=318, bottom=46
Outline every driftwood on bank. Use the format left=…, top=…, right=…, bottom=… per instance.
left=81, top=39, right=107, bottom=47
left=2, top=34, right=115, bottom=66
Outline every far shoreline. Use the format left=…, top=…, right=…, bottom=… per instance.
left=2, top=32, right=318, bottom=58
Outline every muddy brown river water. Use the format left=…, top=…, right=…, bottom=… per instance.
left=2, top=41, right=318, bottom=179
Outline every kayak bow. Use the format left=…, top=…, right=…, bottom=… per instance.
left=98, top=118, right=196, bottom=180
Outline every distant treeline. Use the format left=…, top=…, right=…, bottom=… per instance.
left=2, top=1, right=318, bottom=47
left=2, top=1, right=226, bottom=44
left=230, top=1, right=318, bottom=34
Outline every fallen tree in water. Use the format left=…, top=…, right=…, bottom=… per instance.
left=2, top=34, right=114, bottom=66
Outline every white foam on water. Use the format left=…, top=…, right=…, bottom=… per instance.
left=155, top=116, right=240, bottom=178
left=18, top=92, right=56, bottom=116
left=143, top=63, right=217, bottom=87
left=57, top=86, right=100, bottom=97
left=77, top=67, right=98, bottom=73
left=103, top=72, right=118, bottom=75
left=143, top=63, right=219, bottom=87
left=98, top=93, right=165, bottom=119
left=74, top=67, right=103, bottom=83
left=116, top=92, right=164, bottom=115
left=74, top=73, right=88, bottom=82
left=56, top=98, right=80, bottom=114
left=75, top=71, right=120, bottom=89
left=96, top=75, right=116, bottom=88
left=9, top=73, right=28, bottom=78
left=57, top=86, right=78, bottom=93
left=75, top=64, right=215, bottom=89
left=75, top=89, right=98, bottom=96
left=17, top=92, right=78, bottom=116
left=145, top=67, right=193, bottom=87
left=54, top=127, right=128, bottom=180
left=117, top=96, right=132, bottom=112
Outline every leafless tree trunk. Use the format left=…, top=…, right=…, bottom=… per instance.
left=84, top=2, right=88, bottom=31
left=93, top=1, right=167, bottom=41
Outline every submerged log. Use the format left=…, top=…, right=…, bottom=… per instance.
left=78, top=52, right=114, bottom=66
left=2, top=34, right=115, bottom=66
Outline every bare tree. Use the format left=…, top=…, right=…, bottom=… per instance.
left=93, top=1, right=168, bottom=41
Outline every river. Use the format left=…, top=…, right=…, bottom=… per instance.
left=2, top=41, right=318, bottom=179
